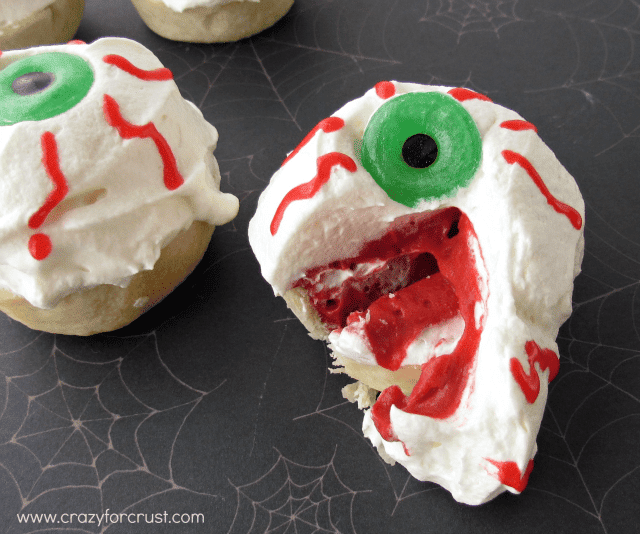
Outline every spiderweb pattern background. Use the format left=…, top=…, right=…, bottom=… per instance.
left=0, top=0, right=638, bottom=532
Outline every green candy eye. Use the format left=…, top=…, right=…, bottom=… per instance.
left=361, top=91, right=482, bottom=207
left=0, top=52, right=94, bottom=126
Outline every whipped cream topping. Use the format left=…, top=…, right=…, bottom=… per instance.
left=329, top=311, right=465, bottom=368
left=158, top=0, right=259, bottom=13
left=0, top=1, right=56, bottom=27
left=248, top=81, right=584, bottom=504
left=0, top=37, right=239, bottom=309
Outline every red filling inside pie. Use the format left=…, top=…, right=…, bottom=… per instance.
left=294, top=207, right=488, bottom=442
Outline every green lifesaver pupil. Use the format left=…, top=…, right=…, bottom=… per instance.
left=11, top=71, right=56, bottom=96
left=402, top=133, right=438, bottom=169
left=361, top=91, right=482, bottom=207
left=0, top=52, right=94, bottom=126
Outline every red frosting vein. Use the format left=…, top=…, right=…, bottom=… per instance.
left=486, top=458, right=534, bottom=493
left=102, top=54, right=174, bottom=81
left=500, top=119, right=537, bottom=132
left=103, top=94, right=184, bottom=191
left=270, top=152, right=357, bottom=235
left=510, top=340, right=559, bottom=403
left=29, top=132, right=69, bottom=230
left=502, top=150, right=583, bottom=230
left=448, top=87, right=492, bottom=102
left=281, top=117, right=344, bottom=167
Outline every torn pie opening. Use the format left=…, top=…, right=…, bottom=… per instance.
left=293, top=207, right=468, bottom=394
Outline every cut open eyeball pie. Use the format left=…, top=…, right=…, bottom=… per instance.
left=248, top=81, right=584, bottom=505
left=0, top=38, right=239, bottom=335
left=0, top=0, right=84, bottom=51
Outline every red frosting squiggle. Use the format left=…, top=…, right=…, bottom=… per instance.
left=270, top=152, right=357, bottom=235
left=27, top=132, right=70, bottom=261
left=30, top=132, right=69, bottom=229
left=501, top=120, right=537, bottom=132
left=103, top=94, right=184, bottom=191
left=103, top=54, right=174, bottom=81
left=502, top=150, right=583, bottom=230
left=448, top=87, right=492, bottom=102
left=281, top=117, right=344, bottom=167
left=510, top=341, right=559, bottom=403
left=486, top=458, right=534, bottom=492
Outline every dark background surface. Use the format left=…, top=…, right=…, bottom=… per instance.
left=1, top=0, right=639, bottom=532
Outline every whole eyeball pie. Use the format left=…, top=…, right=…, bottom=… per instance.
left=248, top=81, right=585, bottom=505
left=0, top=0, right=84, bottom=51
left=130, top=0, right=294, bottom=43
left=0, top=37, right=239, bottom=336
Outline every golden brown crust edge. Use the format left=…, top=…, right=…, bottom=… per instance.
left=0, top=221, right=214, bottom=336
left=282, top=287, right=421, bottom=396
left=130, top=0, right=294, bottom=43
left=0, top=0, right=85, bottom=51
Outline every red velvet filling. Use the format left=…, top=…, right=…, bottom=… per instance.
left=293, top=207, right=488, bottom=445
left=295, top=208, right=460, bottom=329
left=350, top=272, right=459, bottom=371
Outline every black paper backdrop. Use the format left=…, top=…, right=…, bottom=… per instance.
left=1, top=0, right=639, bottom=533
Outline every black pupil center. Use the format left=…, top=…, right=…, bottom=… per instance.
left=402, top=133, right=438, bottom=169
left=11, top=71, right=56, bottom=96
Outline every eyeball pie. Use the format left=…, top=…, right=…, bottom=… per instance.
left=248, top=82, right=584, bottom=505
left=130, top=0, right=294, bottom=43
left=0, top=37, right=239, bottom=336
left=0, top=0, right=84, bottom=51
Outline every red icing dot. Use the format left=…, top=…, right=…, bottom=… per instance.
left=29, top=234, right=52, bottom=261
left=448, top=87, right=492, bottom=102
left=103, top=94, right=184, bottom=191
left=271, top=152, right=357, bottom=235
left=502, top=150, right=583, bottom=230
left=375, top=81, right=396, bottom=99
left=501, top=120, right=537, bottom=132
left=281, top=117, right=344, bottom=167
left=510, top=340, right=559, bottom=403
left=103, top=54, right=174, bottom=81
left=486, top=458, right=534, bottom=493
left=67, top=40, right=86, bottom=45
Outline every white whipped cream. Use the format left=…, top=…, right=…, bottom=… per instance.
left=0, top=37, right=239, bottom=309
left=248, top=81, right=584, bottom=504
left=329, top=312, right=465, bottom=367
left=158, top=0, right=259, bottom=13
left=0, top=1, right=56, bottom=27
